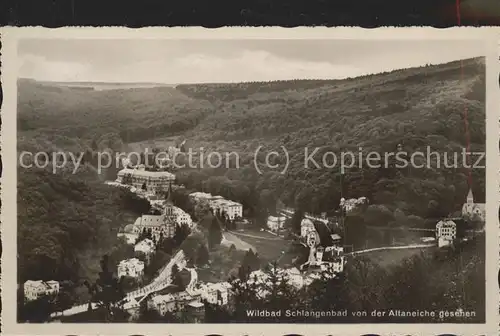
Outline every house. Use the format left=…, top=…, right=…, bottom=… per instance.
left=186, top=301, right=205, bottom=322
left=323, top=246, right=346, bottom=274
left=173, top=207, right=193, bottom=227
left=116, top=166, right=175, bottom=193
left=267, top=215, right=286, bottom=232
left=190, top=281, right=231, bottom=306
left=300, top=218, right=316, bottom=237
left=211, top=199, right=243, bottom=220
left=150, top=290, right=201, bottom=316
left=462, top=188, right=485, bottom=222
left=189, top=192, right=213, bottom=202
left=135, top=238, right=156, bottom=256
left=340, top=197, right=368, bottom=213
left=436, top=220, right=457, bottom=248
left=23, top=280, right=60, bottom=301
left=117, top=258, right=145, bottom=278
left=330, top=234, right=342, bottom=245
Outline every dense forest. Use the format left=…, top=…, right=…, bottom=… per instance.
left=17, top=57, right=485, bottom=309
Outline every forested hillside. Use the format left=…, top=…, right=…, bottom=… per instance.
left=175, top=58, right=486, bottom=225
left=17, top=79, right=214, bottom=144
left=17, top=57, right=485, bottom=288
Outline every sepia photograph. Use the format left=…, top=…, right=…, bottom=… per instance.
left=2, top=28, right=496, bottom=334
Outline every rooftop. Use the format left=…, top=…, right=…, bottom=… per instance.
left=188, top=301, right=205, bottom=308
left=118, top=168, right=175, bottom=179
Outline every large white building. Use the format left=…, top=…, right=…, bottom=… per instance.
left=116, top=166, right=175, bottom=193
left=23, top=280, right=60, bottom=301
left=212, top=199, right=243, bottom=220
left=189, top=192, right=243, bottom=220
left=436, top=220, right=457, bottom=248
left=117, top=258, right=145, bottom=278
left=462, top=188, right=485, bottom=222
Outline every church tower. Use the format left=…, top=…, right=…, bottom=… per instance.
left=466, top=188, right=474, bottom=204
left=164, top=181, right=174, bottom=216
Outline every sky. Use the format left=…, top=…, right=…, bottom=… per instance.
left=18, top=39, right=485, bottom=84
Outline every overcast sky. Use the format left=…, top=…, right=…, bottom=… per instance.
left=18, top=39, right=485, bottom=84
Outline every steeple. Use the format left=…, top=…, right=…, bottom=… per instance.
left=466, top=188, right=474, bottom=204
left=165, top=181, right=173, bottom=205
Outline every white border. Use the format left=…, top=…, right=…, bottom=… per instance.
left=1, top=26, right=498, bottom=336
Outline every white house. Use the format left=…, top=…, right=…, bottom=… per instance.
left=135, top=238, right=156, bottom=256
left=211, top=199, right=243, bottom=220
left=117, top=258, right=145, bottom=278
left=300, top=218, right=316, bottom=237
left=23, top=280, right=60, bottom=301
left=150, top=291, right=201, bottom=316
left=267, top=215, right=286, bottom=232
left=436, top=220, right=457, bottom=248
left=192, top=282, right=231, bottom=306
left=173, top=207, right=194, bottom=227
left=340, top=197, right=368, bottom=213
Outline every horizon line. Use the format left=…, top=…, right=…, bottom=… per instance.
left=17, top=56, right=484, bottom=86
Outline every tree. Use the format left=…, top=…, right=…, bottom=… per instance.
left=84, top=255, right=129, bottom=322
left=194, top=200, right=211, bottom=221
left=306, top=267, right=349, bottom=321
left=173, top=223, right=191, bottom=246
left=290, top=208, right=304, bottom=235
left=18, top=291, right=58, bottom=322
left=196, top=244, right=210, bottom=266
left=241, top=249, right=260, bottom=273
left=260, top=261, right=298, bottom=320
left=342, top=256, right=386, bottom=313
left=122, top=173, right=133, bottom=186
left=228, top=266, right=260, bottom=322
left=208, top=216, right=223, bottom=249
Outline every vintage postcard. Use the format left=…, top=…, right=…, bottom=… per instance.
left=1, top=27, right=498, bottom=335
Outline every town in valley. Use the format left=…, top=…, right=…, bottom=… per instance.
left=16, top=38, right=486, bottom=324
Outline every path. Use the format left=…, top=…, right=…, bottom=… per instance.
left=346, top=243, right=435, bottom=256
left=222, top=231, right=256, bottom=251
left=125, top=249, right=186, bottom=303
left=230, top=231, right=283, bottom=241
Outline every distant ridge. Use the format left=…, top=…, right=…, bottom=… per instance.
left=18, top=78, right=178, bottom=90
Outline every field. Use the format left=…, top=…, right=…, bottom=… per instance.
left=230, top=230, right=291, bottom=262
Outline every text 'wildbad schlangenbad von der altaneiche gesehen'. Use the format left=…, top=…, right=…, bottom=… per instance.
left=246, top=309, right=477, bottom=319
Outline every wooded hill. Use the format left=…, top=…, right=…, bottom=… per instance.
left=17, top=57, right=485, bottom=291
